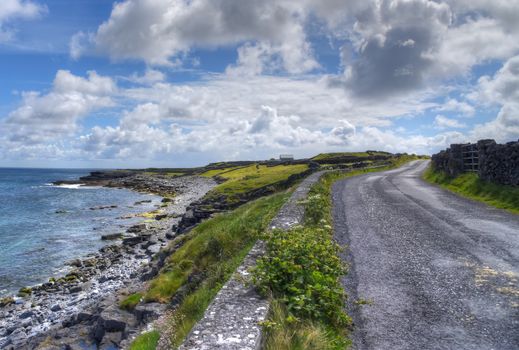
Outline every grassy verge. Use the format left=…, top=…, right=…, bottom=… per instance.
left=255, top=155, right=422, bottom=350
left=423, top=167, right=519, bottom=214
left=131, top=191, right=290, bottom=348
left=254, top=171, right=351, bottom=350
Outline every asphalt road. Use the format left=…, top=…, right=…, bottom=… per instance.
left=332, top=160, right=519, bottom=350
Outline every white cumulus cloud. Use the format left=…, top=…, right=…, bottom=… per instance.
left=3, top=70, right=116, bottom=144
left=73, top=0, right=317, bottom=73
left=434, top=115, right=467, bottom=129
left=0, top=0, right=46, bottom=42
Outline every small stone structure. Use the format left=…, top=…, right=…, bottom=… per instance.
left=431, top=139, right=519, bottom=186
left=179, top=171, right=327, bottom=350
left=279, top=154, right=294, bottom=161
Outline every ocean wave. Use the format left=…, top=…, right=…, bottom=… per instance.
left=48, top=183, right=100, bottom=189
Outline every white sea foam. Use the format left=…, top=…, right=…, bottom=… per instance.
left=50, top=183, right=100, bottom=189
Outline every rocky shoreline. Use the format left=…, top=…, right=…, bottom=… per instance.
left=0, top=174, right=217, bottom=349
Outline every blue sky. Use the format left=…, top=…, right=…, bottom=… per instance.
left=0, top=0, right=518, bottom=168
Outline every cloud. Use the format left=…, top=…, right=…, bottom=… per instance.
left=6, top=0, right=519, bottom=164
left=328, top=0, right=452, bottom=98
left=127, top=69, right=166, bottom=85
left=79, top=103, right=360, bottom=160
left=475, top=55, right=519, bottom=104
left=72, top=0, right=317, bottom=73
left=447, top=0, right=519, bottom=33
left=469, top=55, right=519, bottom=142
left=436, top=17, right=519, bottom=77
left=0, top=0, right=46, bottom=42
left=0, top=69, right=476, bottom=163
left=346, top=126, right=467, bottom=155
left=434, top=115, right=467, bottom=129
left=246, top=105, right=325, bottom=148
left=76, top=74, right=458, bottom=162
left=3, top=70, right=116, bottom=144
left=322, top=0, right=519, bottom=98
left=471, top=103, right=519, bottom=143
left=122, top=74, right=436, bottom=131
left=69, top=31, right=92, bottom=60
left=225, top=40, right=318, bottom=76
left=434, top=98, right=475, bottom=117
left=70, top=0, right=519, bottom=82
left=329, top=120, right=356, bottom=145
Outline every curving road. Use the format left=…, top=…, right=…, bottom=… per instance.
left=332, top=160, right=519, bottom=350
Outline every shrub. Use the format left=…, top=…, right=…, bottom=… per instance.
left=254, top=226, right=350, bottom=328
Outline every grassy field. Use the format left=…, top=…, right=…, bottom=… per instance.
left=199, top=166, right=244, bottom=178
left=130, top=192, right=290, bottom=348
left=204, top=163, right=309, bottom=204
left=312, top=151, right=390, bottom=161
left=423, top=167, right=519, bottom=214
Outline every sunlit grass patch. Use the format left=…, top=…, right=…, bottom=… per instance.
left=312, top=151, right=390, bottom=161
left=129, top=331, right=160, bottom=350
left=145, top=192, right=288, bottom=302
left=262, top=299, right=351, bottom=350
left=200, top=166, right=244, bottom=177
left=207, top=163, right=308, bottom=199
left=119, top=292, right=143, bottom=311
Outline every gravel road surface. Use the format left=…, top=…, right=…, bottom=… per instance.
left=333, top=160, right=519, bottom=350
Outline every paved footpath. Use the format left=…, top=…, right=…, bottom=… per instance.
left=179, top=171, right=327, bottom=350
left=333, top=160, right=519, bottom=350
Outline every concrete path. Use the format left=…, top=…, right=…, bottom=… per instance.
left=333, top=160, right=519, bottom=350
left=179, top=171, right=327, bottom=350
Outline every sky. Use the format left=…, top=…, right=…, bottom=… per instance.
left=0, top=0, right=518, bottom=168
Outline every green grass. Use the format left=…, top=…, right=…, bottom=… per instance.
left=213, top=164, right=308, bottom=192
left=312, top=151, right=389, bottom=161
left=423, top=167, right=519, bottom=214
left=137, top=192, right=290, bottom=348
left=129, top=331, right=160, bottom=350
left=204, top=164, right=308, bottom=204
left=200, top=166, right=244, bottom=177
left=119, top=293, right=142, bottom=311
left=263, top=300, right=351, bottom=350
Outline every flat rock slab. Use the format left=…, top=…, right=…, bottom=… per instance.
left=180, top=171, right=327, bottom=350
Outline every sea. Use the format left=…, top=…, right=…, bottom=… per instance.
left=0, top=168, right=161, bottom=297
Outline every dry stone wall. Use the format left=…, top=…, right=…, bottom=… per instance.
left=431, top=139, right=519, bottom=186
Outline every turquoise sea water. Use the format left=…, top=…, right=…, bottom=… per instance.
left=0, top=168, right=160, bottom=297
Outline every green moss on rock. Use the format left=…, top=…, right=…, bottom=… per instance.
left=18, top=287, right=32, bottom=297
left=119, top=293, right=143, bottom=311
